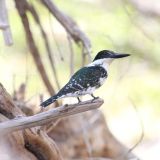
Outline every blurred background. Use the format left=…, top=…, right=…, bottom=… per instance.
left=0, top=0, right=160, bottom=159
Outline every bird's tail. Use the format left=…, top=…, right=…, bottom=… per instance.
left=40, top=94, right=59, bottom=108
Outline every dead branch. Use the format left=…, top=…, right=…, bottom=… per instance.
left=49, top=13, right=64, bottom=62
left=0, top=98, right=103, bottom=134
left=122, top=0, right=155, bottom=42
left=15, top=0, right=56, bottom=97
left=0, top=0, right=13, bottom=45
left=40, top=0, right=92, bottom=60
left=67, top=34, right=74, bottom=76
left=27, top=2, right=60, bottom=89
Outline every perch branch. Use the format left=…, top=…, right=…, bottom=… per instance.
left=0, top=99, right=103, bottom=134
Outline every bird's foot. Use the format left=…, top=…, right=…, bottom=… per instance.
left=91, top=94, right=99, bottom=102
left=91, top=94, right=99, bottom=99
left=77, top=97, right=82, bottom=104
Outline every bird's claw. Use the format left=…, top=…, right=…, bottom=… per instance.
left=91, top=96, right=99, bottom=102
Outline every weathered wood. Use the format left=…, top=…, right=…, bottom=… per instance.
left=0, top=99, right=103, bottom=134
left=0, top=83, right=64, bottom=160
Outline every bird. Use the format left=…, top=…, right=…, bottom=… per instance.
left=40, top=50, right=130, bottom=108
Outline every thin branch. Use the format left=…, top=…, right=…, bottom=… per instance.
left=0, top=0, right=13, bottom=45
left=49, top=13, right=64, bottom=61
left=128, top=98, right=144, bottom=153
left=0, top=98, right=103, bottom=134
left=15, top=0, right=56, bottom=97
left=27, top=2, right=60, bottom=89
left=67, top=34, right=74, bottom=76
left=82, top=44, right=86, bottom=66
left=122, top=0, right=155, bottom=42
left=40, top=0, right=92, bottom=60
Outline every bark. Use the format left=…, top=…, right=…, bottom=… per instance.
left=0, top=83, right=63, bottom=160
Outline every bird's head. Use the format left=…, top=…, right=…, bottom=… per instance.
left=90, top=50, right=130, bottom=69
left=93, top=50, right=130, bottom=62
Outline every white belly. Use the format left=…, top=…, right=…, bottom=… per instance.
left=66, top=77, right=107, bottom=97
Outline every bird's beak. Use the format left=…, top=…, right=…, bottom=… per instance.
left=111, top=53, right=130, bottom=59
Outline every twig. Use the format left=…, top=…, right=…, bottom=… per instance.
left=25, top=50, right=29, bottom=86
left=12, top=74, right=16, bottom=100
left=40, top=0, right=91, bottom=55
left=49, top=12, right=64, bottom=61
left=0, top=98, right=103, bottom=134
left=128, top=98, right=144, bottom=153
left=0, top=0, right=13, bottom=45
left=26, top=2, right=60, bottom=90
left=81, top=44, right=86, bottom=66
left=121, top=0, right=155, bottom=42
left=67, top=34, right=74, bottom=76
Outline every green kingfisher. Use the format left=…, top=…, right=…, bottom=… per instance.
left=40, top=50, right=130, bottom=108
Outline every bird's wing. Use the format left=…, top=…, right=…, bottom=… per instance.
left=57, top=66, right=107, bottom=96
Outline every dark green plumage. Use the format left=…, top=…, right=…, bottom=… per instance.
left=57, top=65, right=107, bottom=96
left=40, top=66, right=107, bottom=107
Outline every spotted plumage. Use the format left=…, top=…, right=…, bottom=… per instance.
left=60, top=66, right=107, bottom=96
left=40, top=50, right=130, bottom=107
